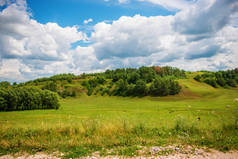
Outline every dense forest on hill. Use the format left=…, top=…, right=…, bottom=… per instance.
left=0, top=66, right=238, bottom=111
left=20, top=66, right=185, bottom=98
left=194, top=68, right=238, bottom=88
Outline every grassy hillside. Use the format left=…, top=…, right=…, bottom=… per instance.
left=0, top=71, right=238, bottom=157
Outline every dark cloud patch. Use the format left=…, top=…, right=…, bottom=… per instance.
left=158, top=53, right=182, bottom=62
left=173, top=0, right=238, bottom=40
left=209, top=63, right=229, bottom=71
left=186, top=34, right=211, bottom=42
left=94, top=43, right=161, bottom=60
left=186, top=45, right=220, bottom=60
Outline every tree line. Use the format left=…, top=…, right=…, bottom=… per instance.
left=81, top=66, right=183, bottom=97
left=111, top=77, right=181, bottom=97
left=103, top=66, right=186, bottom=83
left=194, top=68, right=238, bottom=88
left=0, top=87, right=60, bottom=111
left=19, top=73, right=76, bottom=87
left=0, top=66, right=185, bottom=101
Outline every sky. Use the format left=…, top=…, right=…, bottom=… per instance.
left=0, top=0, right=238, bottom=82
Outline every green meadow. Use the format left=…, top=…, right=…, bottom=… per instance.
left=0, top=74, right=238, bottom=157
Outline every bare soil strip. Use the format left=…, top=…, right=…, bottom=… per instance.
left=1, top=147, right=238, bottom=159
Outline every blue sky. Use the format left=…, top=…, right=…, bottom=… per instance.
left=27, top=0, right=175, bottom=27
left=0, top=0, right=238, bottom=82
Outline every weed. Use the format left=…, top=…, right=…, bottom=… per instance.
left=118, top=146, right=139, bottom=156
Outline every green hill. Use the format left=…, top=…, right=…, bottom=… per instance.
left=0, top=66, right=238, bottom=157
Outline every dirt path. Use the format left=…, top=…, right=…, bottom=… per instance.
left=1, top=147, right=238, bottom=159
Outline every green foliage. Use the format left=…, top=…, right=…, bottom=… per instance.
left=0, top=87, right=60, bottom=111
left=60, top=89, right=71, bottom=98
left=42, top=81, right=57, bottom=92
left=14, top=66, right=185, bottom=98
left=25, top=73, right=76, bottom=85
left=0, top=81, right=11, bottom=88
left=216, top=77, right=226, bottom=87
left=194, top=75, right=201, bottom=82
left=58, top=88, right=77, bottom=98
left=88, top=66, right=185, bottom=97
left=133, top=80, right=148, bottom=96
left=87, top=87, right=93, bottom=96
left=227, top=79, right=237, bottom=87
left=138, top=66, right=155, bottom=83
left=113, top=79, right=129, bottom=96
left=110, top=76, right=181, bottom=97
left=153, top=66, right=186, bottom=78
left=82, top=80, right=89, bottom=88
left=149, top=77, right=181, bottom=96
left=81, top=77, right=106, bottom=96
left=149, top=77, right=169, bottom=96
left=88, top=77, right=106, bottom=88
left=169, top=80, right=181, bottom=95
left=0, top=97, right=7, bottom=111
left=204, top=79, right=218, bottom=88
left=128, top=72, right=140, bottom=84
left=194, top=69, right=238, bottom=88
left=71, top=90, right=77, bottom=97
left=105, top=66, right=185, bottom=83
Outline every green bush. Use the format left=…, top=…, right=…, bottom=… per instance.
left=42, top=81, right=57, bottom=92
left=0, top=87, right=60, bottom=111
left=0, top=81, right=11, bottom=88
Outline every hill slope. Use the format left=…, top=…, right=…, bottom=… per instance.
left=0, top=67, right=238, bottom=157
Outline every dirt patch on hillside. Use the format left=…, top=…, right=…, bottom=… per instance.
left=179, top=87, right=201, bottom=99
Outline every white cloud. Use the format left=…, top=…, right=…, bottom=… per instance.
left=0, top=0, right=238, bottom=82
left=173, top=0, right=238, bottom=40
left=84, top=18, right=93, bottom=24
left=118, top=0, right=130, bottom=4
left=91, top=15, right=175, bottom=60
left=0, top=0, right=90, bottom=81
left=136, top=0, right=196, bottom=10
left=88, top=0, right=238, bottom=71
left=104, top=0, right=130, bottom=4
left=0, top=59, right=25, bottom=81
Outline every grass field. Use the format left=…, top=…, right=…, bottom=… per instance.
left=1, top=76, right=238, bottom=157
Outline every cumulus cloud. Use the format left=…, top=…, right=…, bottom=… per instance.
left=91, top=15, right=175, bottom=60
left=88, top=0, right=238, bottom=71
left=173, top=0, right=238, bottom=40
left=84, top=18, right=93, bottom=24
left=0, top=0, right=90, bottom=81
left=0, top=0, right=238, bottom=82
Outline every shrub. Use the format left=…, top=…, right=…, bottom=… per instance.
left=42, top=81, right=57, bottom=92
left=133, top=80, right=148, bottom=96
left=204, top=79, right=218, bottom=88
left=0, top=81, right=11, bottom=88
left=216, top=78, right=226, bottom=87
left=0, top=87, right=60, bottom=111
left=194, top=75, right=201, bottom=82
